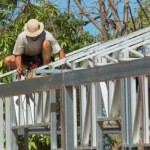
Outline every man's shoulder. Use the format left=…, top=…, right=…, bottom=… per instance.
left=44, top=30, right=53, bottom=36
left=18, top=31, right=26, bottom=39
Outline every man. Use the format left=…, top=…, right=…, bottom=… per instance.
left=4, top=19, right=65, bottom=77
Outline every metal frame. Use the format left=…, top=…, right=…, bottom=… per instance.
left=0, top=27, right=150, bottom=149
left=0, top=58, right=150, bottom=149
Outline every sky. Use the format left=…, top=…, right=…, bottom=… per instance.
left=49, top=0, right=100, bottom=36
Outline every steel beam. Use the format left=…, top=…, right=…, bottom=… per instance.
left=6, top=97, right=18, bottom=150
left=0, top=98, right=3, bottom=149
left=50, top=90, right=57, bottom=149
left=1, top=57, right=150, bottom=98
left=61, top=86, right=74, bottom=149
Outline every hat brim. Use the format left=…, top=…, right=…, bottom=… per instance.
left=24, top=22, right=44, bottom=37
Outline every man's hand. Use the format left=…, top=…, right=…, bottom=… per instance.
left=17, top=68, right=35, bottom=79
left=17, top=66, right=28, bottom=79
left=16, top=66, right=23, bottom=79
left=17, top=66, right=22, bottom=74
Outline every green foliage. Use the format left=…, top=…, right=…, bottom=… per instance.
left=136, top=0, right=150, bottom=27
left=28, top=135, right=50, bottom=150
left=18, top=135, right=50, bottom=150
left=103, top=134, right=116, bottom=150
left=53, top=12, right=93, bottom=53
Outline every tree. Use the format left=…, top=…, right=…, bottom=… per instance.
left=73, top=0, right=150, bottom=41
left=128, top=0, right=150, bottom=32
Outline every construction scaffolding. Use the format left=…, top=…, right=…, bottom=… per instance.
left=0, top=26, right=150, bottom=150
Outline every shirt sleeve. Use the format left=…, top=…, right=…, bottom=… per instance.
left=13, top=33, right=24, bottom=55
left=45, top=31, right=61, bottom=54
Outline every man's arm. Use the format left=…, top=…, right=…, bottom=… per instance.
left=15, top=55, right=22, bottom=74
left=59, top=49, right=65, bottom=59
left=58, top=49, right=67, bottom=69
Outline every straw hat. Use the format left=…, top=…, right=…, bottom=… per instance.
left=24, top=19, right=44, bottom=37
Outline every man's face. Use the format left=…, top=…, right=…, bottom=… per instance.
left=31, top=36, right=39, bottom=41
